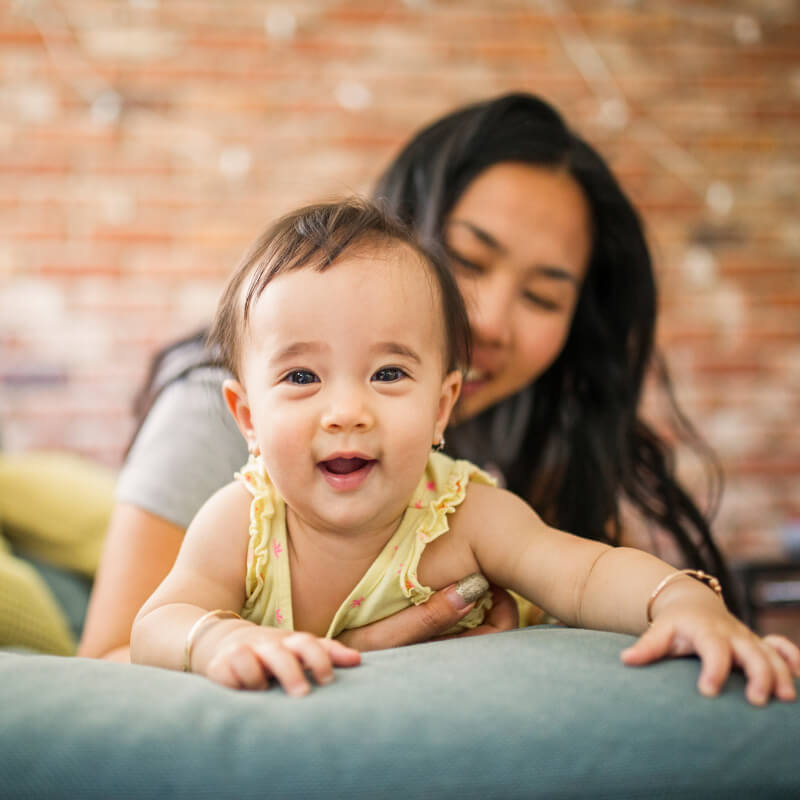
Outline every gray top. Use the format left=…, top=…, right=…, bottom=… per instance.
left=115, top=367, right=248, bottom=530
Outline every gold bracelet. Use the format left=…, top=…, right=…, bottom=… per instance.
left=184, top=609, right=241, bottom=673
left=646, top=569, right=723, bottom=625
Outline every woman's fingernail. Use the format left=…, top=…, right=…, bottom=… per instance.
left=452, top=573, right=490, bottom=608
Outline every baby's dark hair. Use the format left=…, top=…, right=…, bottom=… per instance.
left=208, top=199, right=471, bottom=379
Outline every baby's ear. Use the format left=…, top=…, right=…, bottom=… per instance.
left=435, top=370, right=462, bottom=440
left=222, top=379, right=254, bottom=442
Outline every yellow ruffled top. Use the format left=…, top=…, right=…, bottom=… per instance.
left=237, top=451, right=496, bottom=639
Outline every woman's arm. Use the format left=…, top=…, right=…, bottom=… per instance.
left=78, top=369, right=248, bottom=660
left=77, top=503, right=184, bottom=660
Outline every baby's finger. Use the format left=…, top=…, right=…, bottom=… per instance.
left=760, top=641, right=797, bottom=702
left=283, top=633, right=336, bottom=686
left=207, top=651, right=262, bottom=690
left=762, top=634, right=800, bottom=677
left=621, top=622, right=676, bottom=666
left=205, top=656, right=237, bottom=689
left=320, top=637, right=362, bottom=666
left=693, top=635, right=732, bottom=698
left=226, top=645, right=271, bottom=690
left=254, top=642, right=310, bottom=697
left=731, top=637, right=774, bottom=706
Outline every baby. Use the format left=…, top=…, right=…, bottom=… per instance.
left=131, top=200, right=800, bottom=704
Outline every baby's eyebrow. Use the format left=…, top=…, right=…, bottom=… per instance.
left=372, top=341, right=422, bottom=364
left=269, top=341, right=325, bottom=363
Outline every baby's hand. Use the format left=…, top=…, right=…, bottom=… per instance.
left=621, top=605, right=800, bottom=705
left=204, top=623, right=361, bottom=695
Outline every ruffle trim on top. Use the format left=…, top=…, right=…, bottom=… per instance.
left=399, top=458, right=495, bottom=610
left=236, top=455, right=277, bottom=615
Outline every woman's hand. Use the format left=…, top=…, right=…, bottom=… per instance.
left=336, top=581, right=518, bottom=652
left=621, top=603, right=800, bottom=706
left=202, top=622, right=361, bottom=695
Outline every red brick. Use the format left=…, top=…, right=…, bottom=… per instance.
left=1, top=0, right=798, bottom=563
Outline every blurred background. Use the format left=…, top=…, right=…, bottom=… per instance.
left=1, top=2, right=798, bottom=583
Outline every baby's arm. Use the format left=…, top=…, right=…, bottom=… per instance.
left=457, top=484, right=800, bottom=705
left=130, top=482, right=359, bottom=694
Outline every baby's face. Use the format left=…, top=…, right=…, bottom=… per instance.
left=235, top=242, right=461, bottom=537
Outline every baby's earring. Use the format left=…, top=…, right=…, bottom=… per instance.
left=247, top=438, right=261, bottom=459
left=433, top=435, right=445, bottom=453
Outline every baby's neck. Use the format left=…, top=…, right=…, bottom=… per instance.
left=284, top=508, right=404, bottom=637
left=285, top=506, right=402, bottom=566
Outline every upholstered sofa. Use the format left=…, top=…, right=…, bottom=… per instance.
left=3, top=623, right=799, bottom=799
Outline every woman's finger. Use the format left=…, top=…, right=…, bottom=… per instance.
left=336, top=578, right=489, bottom=651
left=475, top=585, right=519, bottom=630
left=431, top=585, right=519, bottom=642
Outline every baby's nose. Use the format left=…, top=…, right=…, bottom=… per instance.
left=320, top=386, right=375, bottom=432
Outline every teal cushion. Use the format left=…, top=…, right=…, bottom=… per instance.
left=2, top=627, right=798, bottom=798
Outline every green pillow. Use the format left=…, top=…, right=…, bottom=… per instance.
left=2, top=627, right=798, bottom=798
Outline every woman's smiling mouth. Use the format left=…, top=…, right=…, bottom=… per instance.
left=461, top=367, right=490, bottom=398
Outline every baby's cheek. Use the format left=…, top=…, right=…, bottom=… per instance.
left=262, top=408, right=313, bottom=460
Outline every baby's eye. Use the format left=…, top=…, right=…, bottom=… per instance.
left=283, top=369, right=319, bottom=385
left=371, top=367, right=407, bottom=383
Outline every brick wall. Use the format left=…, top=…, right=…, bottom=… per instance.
left=1, top=0, right=798, bottom=565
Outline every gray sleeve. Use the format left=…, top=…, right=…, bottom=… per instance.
left=115, top=368, right=249, bottom=530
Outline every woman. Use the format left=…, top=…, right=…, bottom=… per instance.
left=79, top=92, right=734, bottom=661
left=375, top=92, right=730, bottom=584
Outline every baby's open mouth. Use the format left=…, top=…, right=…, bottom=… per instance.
left=320, top=457, right=373, bottom=475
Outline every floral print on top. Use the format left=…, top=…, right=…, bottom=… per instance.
left=236, top=452, right=496, bottom=638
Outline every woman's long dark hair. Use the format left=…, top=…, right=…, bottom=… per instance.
left=374, top=92, right=738, bottom=611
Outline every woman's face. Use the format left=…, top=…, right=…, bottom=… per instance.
left=444, top=162, right=592, bottom=422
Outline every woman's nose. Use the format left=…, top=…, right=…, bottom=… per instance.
left=467, top=278, right=513, bottom=347
left=320, top=385, right=375, bottom=433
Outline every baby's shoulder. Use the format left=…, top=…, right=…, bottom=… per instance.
left=450, top=481, right=540, bottom=541
left=186, top=480, right=251, bottom=539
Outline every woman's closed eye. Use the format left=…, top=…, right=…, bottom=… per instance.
left=282, top=369, right=319, bottom=385
left=522, top=289, right=561, bottom=312
left=445, top=246, right=485, bottom=275
left=371, top=366, right=408, bottom=383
